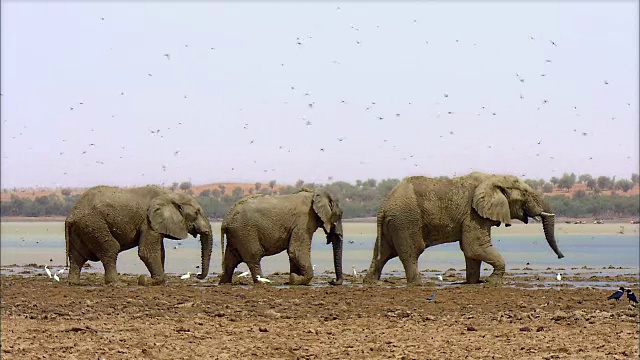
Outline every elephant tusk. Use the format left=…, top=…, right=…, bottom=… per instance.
left=540, top=212, right=555, bottom=217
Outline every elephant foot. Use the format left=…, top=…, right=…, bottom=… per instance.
left=137, top=275, right=165, bottom=286
left=329, top=277, right=343, bottom=286
left=362, top=275, right=378, bottom=285
left=289, top=273, right=312, bottom=286
left=486, top=274, right=504, bottom=285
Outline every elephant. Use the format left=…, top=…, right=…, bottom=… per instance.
left=64, top=185, right=213, bottom=285
left=363, top=172, right=564, bottom=285
left=219, top=187, right=344, bottom=286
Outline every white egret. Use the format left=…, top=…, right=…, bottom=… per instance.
left=181, top=272, right=191, bottom=280
left=437, top=275, right=444, bottom=282
left=352, top=265, right=358, bottom=280
left=44, top=265, right=52, bottom=278
left=53, top=274, right=60, bottom=282
left=238, top=271, right=250, bottom=278
left=556, top=273, right=562, bottom=281
left=256, top=275, right=271, bottom=283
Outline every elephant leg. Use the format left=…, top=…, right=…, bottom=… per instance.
left=363, top=235, right=397, bottom=284
left=461, top=229, right=505, bottom=284
left=138, top=230, right=166, bottom=285
left=68, top=245, right=86, bottom=283
left=160, top=240, right=165, bottom=272
left=287, top=232, right=313, bottom=285
left=392, top=229, right=425, bottom=284
left=247, top=262, right=265, bottom=284
left=219, top=246, right=241, bottom=284
left=464, top=257, right=482, bottom=284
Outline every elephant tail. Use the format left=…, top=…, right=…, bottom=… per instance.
left=220, top=224, right=226, bottom=272
left=64, top=219, right=71, bottom=269
left=375, top=208, right=384, bottom=261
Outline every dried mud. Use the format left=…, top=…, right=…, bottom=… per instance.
left=1, top=271, right=638, bottom=360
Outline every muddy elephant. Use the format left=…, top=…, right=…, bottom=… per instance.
left=363, top=172, right=564, bottom=285
left=65, top=185, right=213, bottom=285
left=219, top=188, right=344, bottom=285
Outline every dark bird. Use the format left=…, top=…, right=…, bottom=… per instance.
left=545, top=59, right=552, bottom=63
left=396, top=113, right=400, bottom=117
left=148, top=73, right=153, bottom=76
left=427, top=291, right=437, bottom=302
left=70, top=107, right=74, bottom=111
left=604, top=80, right=609, bottom=85
left=164, top=53, right=170, bottom=60
left=626, top=289, right=638, bottom=304
left=550, top=40, right=557, bottom=46
left=582, top=132, right=588, bottom=136
left=337, top=137, right=345, bottom=142
left=320, top=148, right=325, bottom=152
left=608, top=287, right=626, bottom=301
left=520, top=94, right=524, bottom=100
left=537, top=140, right=542, bottom=145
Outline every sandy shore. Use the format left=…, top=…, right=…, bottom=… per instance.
left=1, top=272, right=638, bottom=360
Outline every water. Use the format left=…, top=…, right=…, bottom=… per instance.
left=1, top=222, right=639, bottom=277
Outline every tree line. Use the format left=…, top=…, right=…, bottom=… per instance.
left=1, top=173, right=638, bottom=219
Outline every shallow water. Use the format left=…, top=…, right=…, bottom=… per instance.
left=1, top=221, right=639, bottom=279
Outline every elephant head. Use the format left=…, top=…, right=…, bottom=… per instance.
left=148, top=192, right=213, bottom=279
left=311, top=188, right=344, bottom=284
left=472, top=175, right=564, bottom=259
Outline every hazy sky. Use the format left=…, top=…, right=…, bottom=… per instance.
left=1, top=1, right=638, bottom=188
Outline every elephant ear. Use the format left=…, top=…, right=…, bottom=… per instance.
left=148, top=193, right=188, bottom=239
left=312, top=189, right=333, bottom=233
left=472, top=178, right=511, bottom=225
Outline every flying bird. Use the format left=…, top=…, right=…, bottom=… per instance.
left=608, top=287, right=626, bottom=301
left=549, top=40, right=557, bottom=46
left=626, top=289, right=638, bottom=304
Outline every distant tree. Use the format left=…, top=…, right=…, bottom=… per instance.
left=268, top=180, right=276, bottom=190
left=632, top=173, right=639, bottom=185
left=61, top=188, right=72, bottom=197
left=586, top=178, right=597, bottom=191
left=549, top=177, right=559, bottom=187
left=435, top=176, right=450, bottom=182
left=524, top=179, right=538, bottom=191
left=248, top=188, right=255, bottom=194
left=179, top=181, right=192, bottom=192
left=611, top=176, right=616, bottom=190
left=355, top=180, right=363, bottom=188
left=295, top=179, right=304, bottom=188
left=199, top=189, right=211, bottom=197
left=364, top=179, right=377, bottom=188
left=615, top=179, right=634, bottom=192
left=211, top=189, right=221, bottom=198
left=542, top=183, right=554, bottom=193
left=255, top=182, right=262, bottom=191
left=170, top=182, right=179, bottom=192
left=231, top=187, right=243, bottom=198
left=185, top=189, right=194, bottom=196
left=596, top=176, right=611, bottom=191
left=573, top=189, right=587, bottom=199
left=557, top=172, right=576, bottom=191
left=578, top=174, right=592, bottom=184
left=218, top=185, right=226, bottom=195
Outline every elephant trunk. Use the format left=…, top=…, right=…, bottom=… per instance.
left=540, top=212, right=564, bottom=259
left=331, top=233, right=344, bottom=284
left=196, top=219, right=213, bottom=280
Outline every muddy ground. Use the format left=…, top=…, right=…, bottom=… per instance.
left=1, top=271, right=638, bottom=360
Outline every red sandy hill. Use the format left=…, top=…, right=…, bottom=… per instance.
left=1, top=182, right=638, bottom=202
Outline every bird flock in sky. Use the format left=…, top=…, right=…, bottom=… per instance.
left=2, top=7, right=635, bottom=190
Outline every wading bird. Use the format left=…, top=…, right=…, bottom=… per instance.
left=556, top=273, right=562, bottom=281
left=181, top=272, right=191, bottom=280
left=44, top=265, right=52, bottom=278
left=256, top=275, right=271, bottom=283
left=238, top=271, right=250, bottom=278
